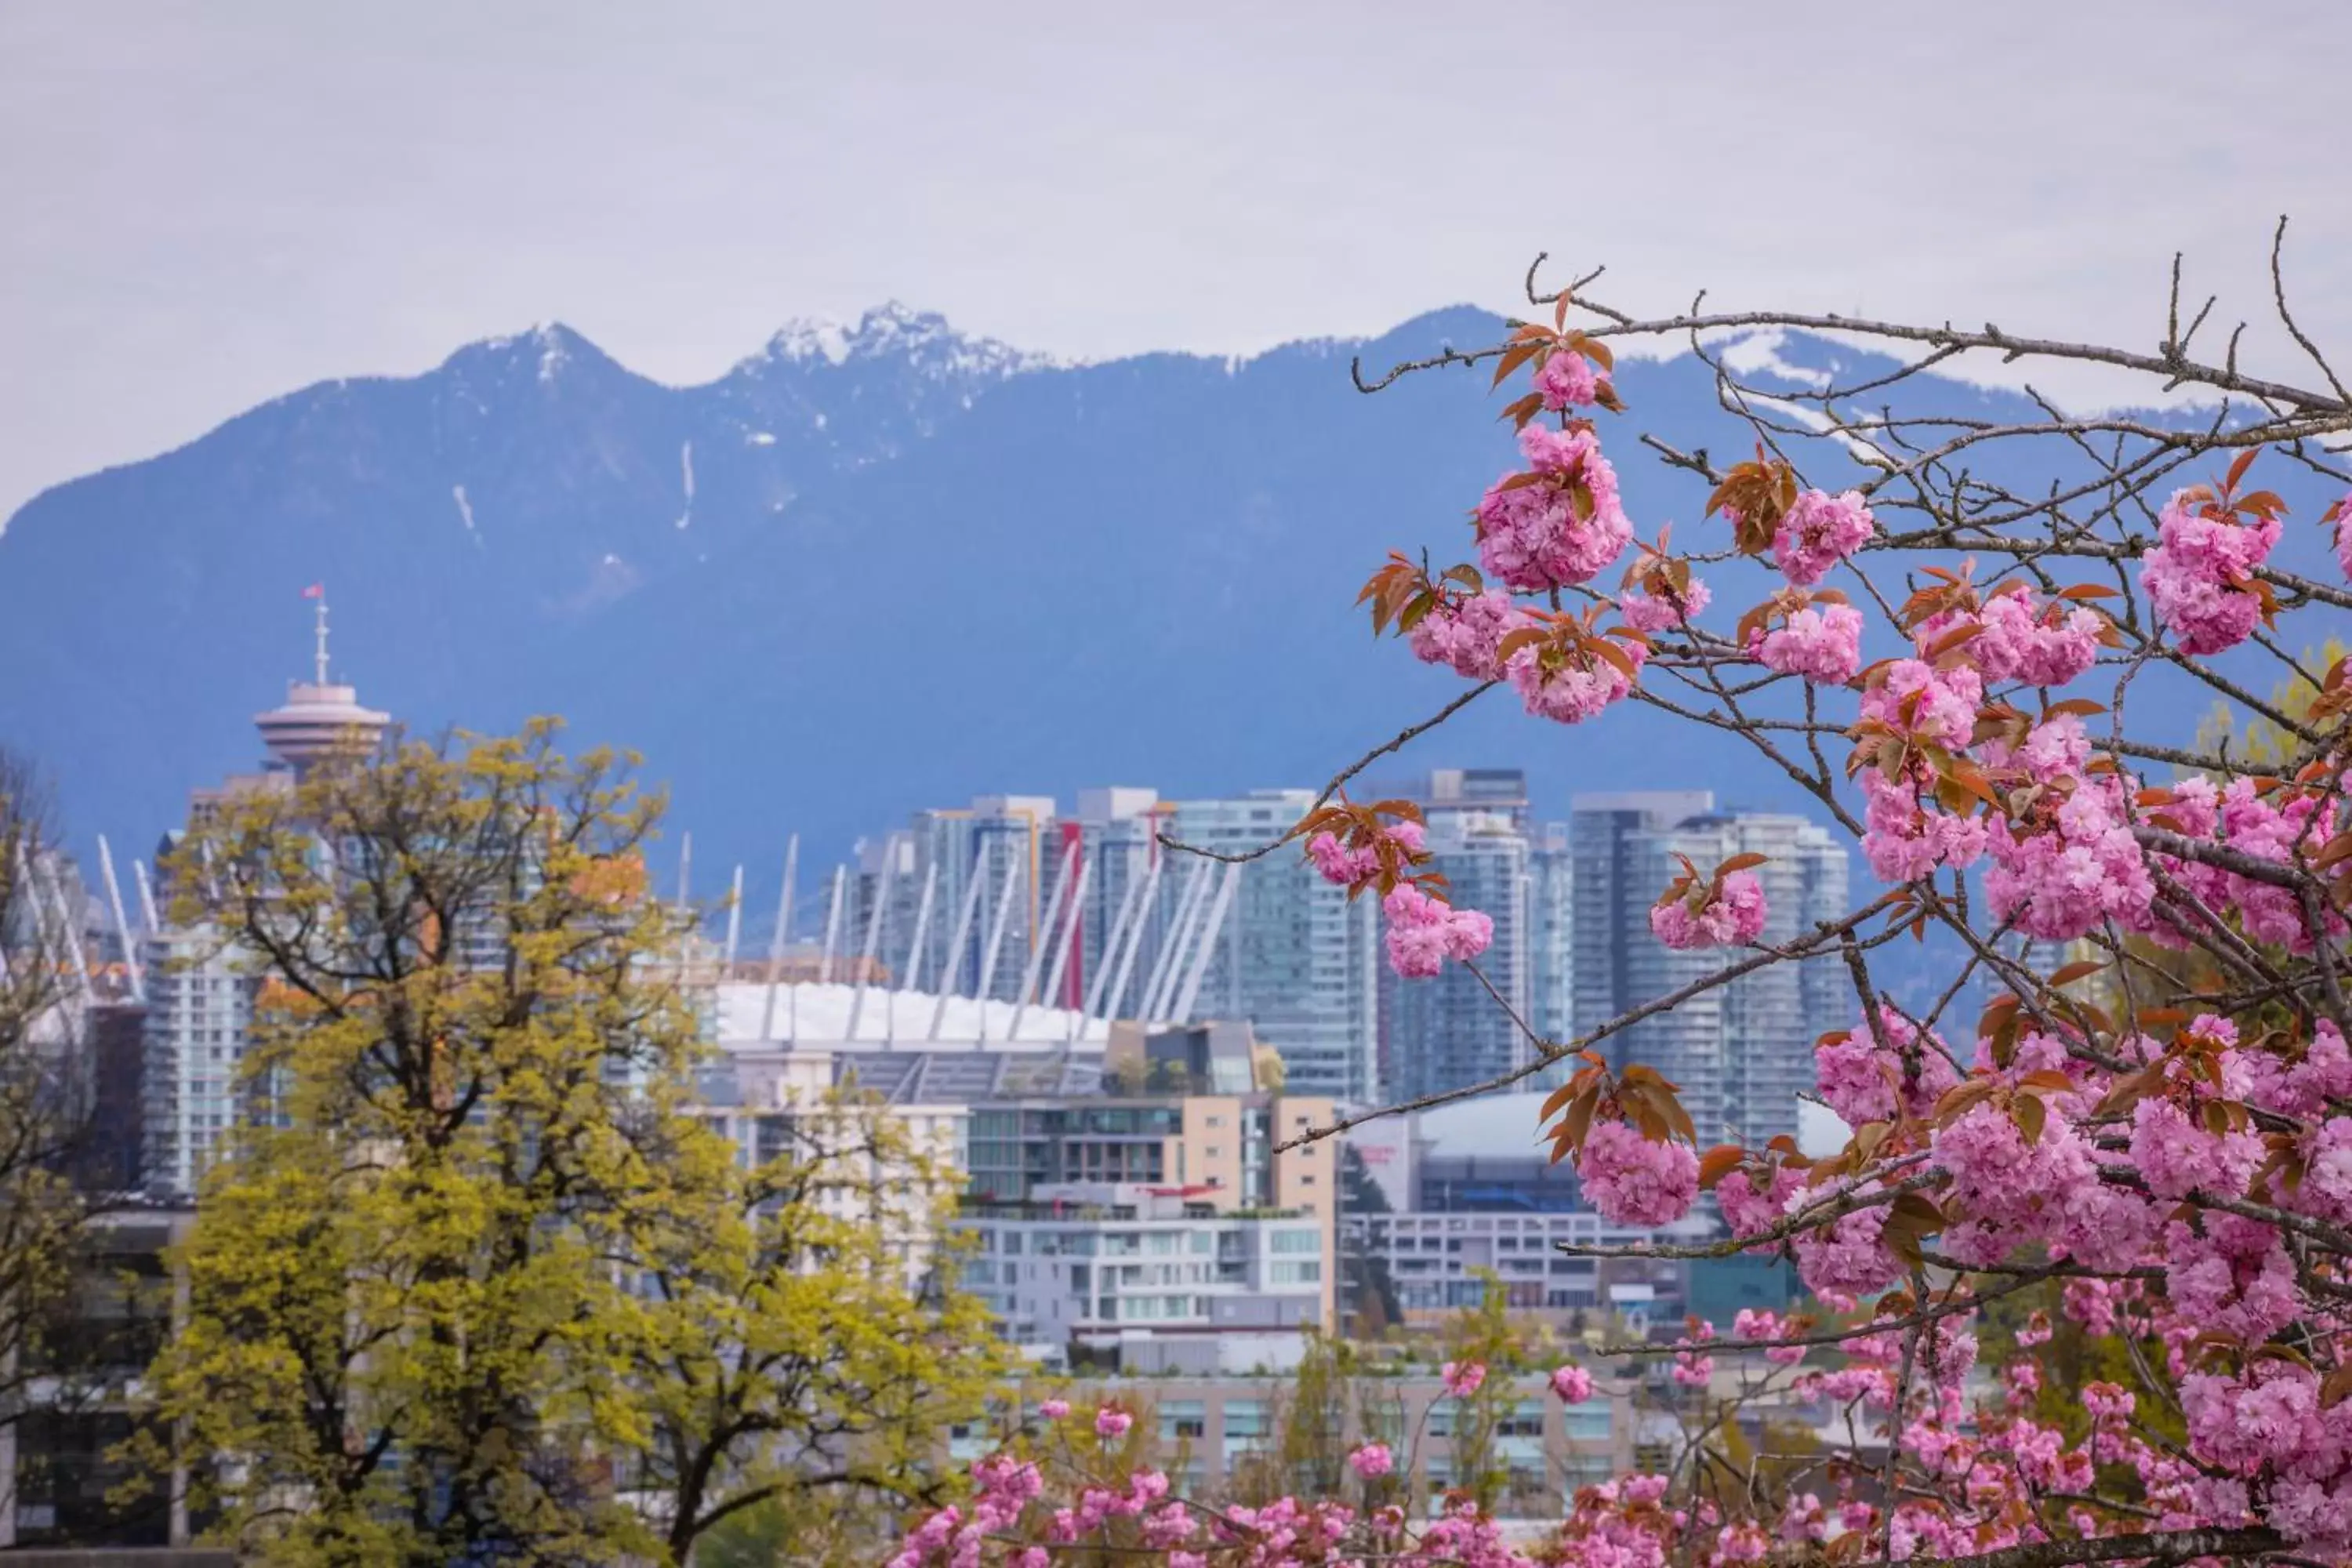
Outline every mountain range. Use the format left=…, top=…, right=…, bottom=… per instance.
left=2, top=303, right=2336, bottom=918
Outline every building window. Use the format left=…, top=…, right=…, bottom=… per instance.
left=1498, top=1402, right=1546, bottom=1438
left=1564, top=1406, right=1613, bottom=1440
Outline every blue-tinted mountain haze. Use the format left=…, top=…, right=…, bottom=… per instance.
left=2, top=305, right=2339, bottom=933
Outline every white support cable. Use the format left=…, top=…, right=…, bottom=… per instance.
left=1095, top=852, right=1163, bottom=1029
left=1010, top=842, right=1081, bottom=1042
left=972, top=856, right=1024, bottom=1042
left=1169, top=861, right=1241, bottom=1023
left=927, top=855, right=989, bottom=1043
left=97, top=835, right=143, bottom=1001
left=757, top=836, right=797, bottom=1044
left=722, top=864, right=745, bottom=972
left=1036, top=849, right=1092, bottom=1023
left=845, top=841, right=896, bottom=1040
left=1141, top=858, right=1210, bottom=1022
left=1084, top=847, right=1147, bottom=1019
left=817, top=866, right=846, bottom=985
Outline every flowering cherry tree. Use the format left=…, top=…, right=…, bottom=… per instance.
left=898, top=229, right=2352, bottom=1564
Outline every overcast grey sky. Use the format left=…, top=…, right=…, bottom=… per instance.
left=4, top=2, right=2347, bottom=520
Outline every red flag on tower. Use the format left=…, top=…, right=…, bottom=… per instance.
left=302, top=583, right=325, bottom=599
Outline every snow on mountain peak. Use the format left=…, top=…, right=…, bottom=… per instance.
left=444, top=321, right=600, bottom=389
left=750, top=302, right=1052, bottom=381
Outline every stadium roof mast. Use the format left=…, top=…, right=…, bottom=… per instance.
left=132, top=858, right=160, bottom=934
left=96, top=834, right=143, bottom=1003
left=890, top=858, right=940, bottom=1045
left=1007, top=840, right=1079, bottom=1044
left=1033, top=850, right=1092, bottom=1037
left=1140, top=858, right=1208, bottom=1022
left=971, top=858, right=1023, bottom=1047
left=722, top=864, right=744, bottom=971
left=1171, top=861, right=1240, bottom=1022
left=1092, top=851, right=1161, bottom=1029
left=757, top=836, right=797, bottom=1044
left=845, top=837, right=897, bottom=1040
left=816, top=866, right=846, bottom=985
left=926, top=855, right=989, bottom=1043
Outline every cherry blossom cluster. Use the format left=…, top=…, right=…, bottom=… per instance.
left=1769, top=488, right=1875, bottom=585
left=1475, top=423, right=1634, bottom=592
left=1382, top=881, right=1495, bottom=978
left=2141, top=484, right=2283, bottom=655
left=1649, top=868, right=1766, bottom=950
left=1315, top=281, right=2352, bottom=1563
left=1749, top=596, right=1864, bottom=684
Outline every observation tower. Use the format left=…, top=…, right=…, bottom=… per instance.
left=251, top=589, right=390, bottom=775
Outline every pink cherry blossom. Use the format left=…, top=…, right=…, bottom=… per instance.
left=1717, top=1161, right=1806, bottom=1241
left=1858, top=657, right=1980, bottom=750
left=1535, top=349, right=1601, bottom=409
left=1381, top=882, right=1494, bottom=978
left=1346, top=1442, right=1394, bottom=1479
left=1791, top=1204, right=1904, bottom=1299
left=1918, top=589, right=2105, bottom=688
left=1734, top=1308, right=1809, bottom=1366
left=1506, top=629, right=1646, bottom=725
left=1619, top=575, right=1711, bottom=633
left=1772, top=488, right=1875, bottom=585
left=1814, top=1006, right=1959, bottom=1127
left=1576, top=1120, right=1700, bottom=1226
left=1857, top=768, right=1987, bottom=884
left=1752, top=601, right=1864, bottom=684
left=2140, top=488, right=2281, bottom=655
left=1550, top=1364, right=1595, bottom=1403
left=1475, top=423, right=1634, bottom=590
left=1094, top=1405, right=1132, bottom=1439
left=1650, top=869, right=1766, bottom=950
left=1410, top=589, right=1529, bottom=680
left=1305, top=818, right=1425, bottom=891
left=1441, top=1359, right=1486, bottom=1398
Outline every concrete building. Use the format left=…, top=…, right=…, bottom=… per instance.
left=1569, top=793, right=1848, bottom=1151
left=954, top=1183, right=1328, bottom=1374
left=1380, top=772, right=1534, bottom=1105
left=690, top=1045, right=968, bottom=1282
left=1160, top=790, right=1381, bottom=1103
left=1338, top=1092, right=1711, bottom=1332
left=0, top=1206, right=198, bottom=1551
left=833, top=785, right=1384, bottom=1098
left=1038, top=1368, right=1635, bottom=1505
left=137, top=923, right=258, bottom=1199
left=141, top=596, right=389, bottom=1199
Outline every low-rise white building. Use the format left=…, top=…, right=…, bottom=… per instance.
left=955, top=1181, right=1327, bottom=1374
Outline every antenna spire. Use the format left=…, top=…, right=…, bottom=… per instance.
left=314, top=593, right=331, bottom=685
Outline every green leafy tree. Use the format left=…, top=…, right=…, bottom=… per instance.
left=613, top=1091, right=1012, bottom=1564
left=138, top=723, right=1007, bottom=1566
left=0, top=753, right=94, bottom=1497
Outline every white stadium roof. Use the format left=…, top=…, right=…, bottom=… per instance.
left=713, top=981, right=1103, bottom=1049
